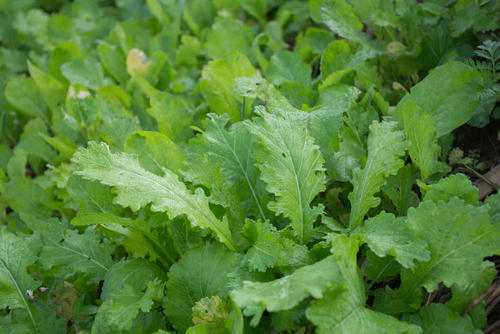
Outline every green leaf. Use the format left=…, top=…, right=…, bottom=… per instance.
left=67, top=175, right=122, bottom=214
left=406, top=303, right=481, bottom=334
left=486, top=192, right=500, bottom=224
left=204, top=19, right=253, bottom=59
left=16, top=118, right=56, bottom=162
left=240, top=0, right=267, bottom=23
left=394, top=62, right=483, bottom=136
left=27, top=61, right=65, bottom=112
left=200, top=51, right=256, bottom=122
left=185, top=114, right=266, bottom=220
left=243, top=220, right=310, bottom=272
left=401, top=101, right=448, bottom=180
left=72, top=142, right=236, bottom=251
left=380, top=198, right=500, bottom=313
left=124, top=131, right=186, bottom=175
left=320, top=40, right=353, bottom=80
left=61, top=57, right=107, bottom=90
left=6, top=149, right=27, bottom=179
left=348, top=121, right=407, bottom=228
left=71, top=213, right=175, bottom=267
left=356, top=212, right=430, bottom=268
left=5, top=76, right=48, bottom=121
left=97, top=43, right=128, bottom=84
left=0, top=229, right=42, bottom=332
left=446, top=261, right=496, bottom=315
left=381, top=164, right=419, bottom=216
left=148, top=92, right=194, bottom=142
left=350, top=0, right=400, bottom=28
left=265, top=51, right=312, bottom=89
left=306, top=235, right=421, bottom=334
left=320, top=0, right=371, bottom=46
left=163, top=243, right=239, bottom=332
left=39, top=220, right=114, bottom=283
left=246, top=108, right=326, bottom=243
left=419, top=173, right=478, bottom=205
left=97, top=280, right=164, bottom=331
left=101, top=259, right=166, bottom=302
left=232, top=255, right=343, bottom=326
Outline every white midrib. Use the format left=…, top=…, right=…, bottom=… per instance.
left=0, top=258, right=38, bottom=332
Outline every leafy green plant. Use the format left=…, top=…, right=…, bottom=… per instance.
left=0, top=0, right=499, bottom=333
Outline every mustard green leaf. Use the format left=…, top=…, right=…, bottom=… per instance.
left=72, top=142, right=236, bottom=251
left=200, top=51, right=256, bottom=122
left=356, top=212, right=430, bottom=268
left=246, top=108, right=326, bottom=243
left=266, top=51, right=312, bottom=89
left=185, top=114, right=266, bottom=221
left=148, top=92, right=194, bottom=142
left=39, top=220, right=114, bottom=283
left=394, top=62, right=483, bottom=136
left=0, top=229, right=42, bottom=332
left=306, top=235, right=421, bottom=334
left=204, top=19, right=253, bottom=60
left=379, top=198, right=500, bottom=313
left=232, top=255, right=343, bottom=326
left=419, top=173, right=479, bottom=205
left=348, top=121, right=407, bottom=228
left=124, top=131, right=186, bottom=176
left=406, top=304, right=481, bottom=334
left=402, top=101, right=448, bottom=181
left=163, top=243, right=239, bottom=332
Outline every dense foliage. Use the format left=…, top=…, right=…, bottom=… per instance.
left=0, top=0, right=499, bottom=333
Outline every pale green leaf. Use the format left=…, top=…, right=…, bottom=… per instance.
left=266, top=51, right=312, bottom=89
left=0, top=229, right=41, bottom=332
left=356, top=212, right=430, bottom=268
left=394, top=62, right=483, bottom=136
left=246, top=109, right=326, bottom=243
left=163, top=243, right=239, bottom=332
left=200, top=51, right=256, bottom=121
left=379, top=198, right=500, bottom=313
left=406, top=304, right=481, bottom=334
left=185, top=114, right=266, bottom=220
left=402, top=101, right=448, bottom=180
left=72, top=142, right=236, bottom=250
left=348, top=121, right=407, bottom=228
left=419, top=173, right=479, bottom=205
left=61, top=57, right=107, bottom=90
left=306, top=235, right=421, bottom=334
left=232, top=255, right=343, bottom=326
left=39, top=220, right=114, bottom=283
left=124, top=131, right=186, bottom=175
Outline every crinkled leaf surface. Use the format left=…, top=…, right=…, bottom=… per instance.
left=306, top=235, right=421, bottom=334
left=379, top=198, right=500, bottom=313
left=163, top=243, right=239, bottom=332
left=402, top=101, right=448, bottom=180
left=348, top=121, right=407, bottom=228
left=39, top=220, right=114, bottom=283
left=406, top=303, right=481, bottom=334
left=0, top=229, right=42, bottom=332
left=233, top=255, right=343, bottom=326
left=185, top=114, right=266, bottom=220
left=72, top=142, right=236, bottom=250
left=356, top=212, right=430, bottom=268
left=246, top=108, right=326, bottom=243
left=199, top=51, right=256, bottom=122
